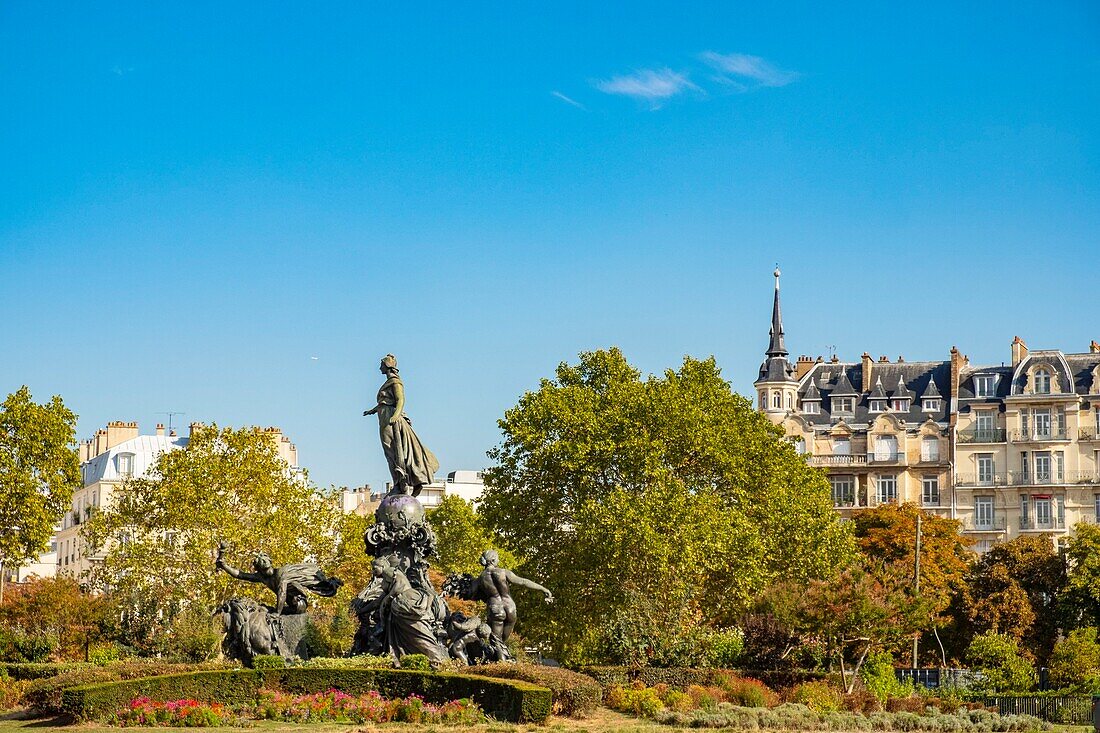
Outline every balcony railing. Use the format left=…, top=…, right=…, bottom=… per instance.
left=1009, top=470, right=1100, bottom=486
left=961, top=514, right=1008, bottom=532
left=1010, top=428, right=1069, bottom=442
left=1019, top=517, right=1066, bottom=531
left=955, top=473, right=1008, bottom=487
left=811, top=454, right=867, bottom=467
left=867, top=452, right=907, bottom=466
left=958, top=428, right=1007, bottom=444
left=1081, top=428, right=1100, bottom=441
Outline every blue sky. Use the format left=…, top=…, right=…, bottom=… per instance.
left=1, top=2, right=1098, bottom=490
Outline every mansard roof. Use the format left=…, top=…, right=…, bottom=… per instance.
left=797, top=360, right=950, bottom=428
left=892, top=375, right=914, bottom=400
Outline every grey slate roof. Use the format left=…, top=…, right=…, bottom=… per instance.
left=1067, top=353, right=1100, bottom=397
left=892, top=375, right=914, bottom=400
left=868, top=378, right=888, bottom=400
left=803, top=379, right=821, bottom=401
left=798, top=361, right=951, bottom=428
left=921, top=377, right=941, bottom=398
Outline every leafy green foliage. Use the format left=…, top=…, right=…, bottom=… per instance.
left=965, top=632, right=1036, bottom=693
left=81, top=425, right=343, bottom=654
left=789, top=680, right=843, bottom=712
left=426, top=494, right=516, bottom=575
left=0, top=386, right=80, bottom=571
left=859, top=651, right=913, bottom=703
left=480, top=349, right=854, bottom=662
left=1062, top=523, right=1100, bottom=628
left=1047, top=627, right=1100, bottom=691
left=0, top=577, right=108, bottom=661
left=963, top=536, right=1065, bottom=661
left=251, top=655, right=285, bottom=669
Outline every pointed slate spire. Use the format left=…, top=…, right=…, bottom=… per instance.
left=766, top=267, right=787, bottom=358
left=921, top=375, right=941, bottom=398
left=869, top=376, right=888, bottom=400
left=831, top=368, right=858, bottom=396
left=892, top=375, right=914, bottom=399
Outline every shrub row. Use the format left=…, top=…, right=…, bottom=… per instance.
left=655, top=701, right=1052, bottom=731
left=578, top=666, right=830, bottom=691
left=0, top=662, right=91, bottom=680
left=24, top=660, right=234, bottom=713
left=59, top=667, right=552, bottom=723
left=462, top=662, right=602, bottom=717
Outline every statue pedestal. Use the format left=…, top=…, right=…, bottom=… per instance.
left=276, top=612, right=313, bottom=660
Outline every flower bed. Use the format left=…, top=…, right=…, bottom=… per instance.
left=105, top=689, right=484, bottom=727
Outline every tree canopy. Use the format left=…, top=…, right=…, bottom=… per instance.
left=82, top=425, right=344, bottom=652
left=0, top=386, right=80, bottom=580
left=479, top=348, right=854, bottom=662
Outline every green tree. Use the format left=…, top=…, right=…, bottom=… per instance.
left=1062, top=522, right=1100, bottom=628
left=0, top=576, right=106, bottom=661
left=0, top=386, right=80, bottom=602
left=480, top=349, right=854, bottom=662
left=963, top=536, right=1065, bottom=661
left=82, top=425, right=343, bottom=654
left=1048, top=627, right=1100, bottom=690
left=965, top=631, right=1036, bottom=693
left=427, top=495, right=516, bottom=575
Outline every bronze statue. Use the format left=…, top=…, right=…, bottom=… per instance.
left=215, top=544, right=343, bottom=614
left=357, top=555, right=449, bottom=666
left=214, top=543, right=342, bottom=666
left=363, top=354, right=439, bottom=496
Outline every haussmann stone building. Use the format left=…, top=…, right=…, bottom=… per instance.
left=754, top=270, right=1100, bottom=554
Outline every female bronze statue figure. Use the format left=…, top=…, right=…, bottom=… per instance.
left=364, top=354, right=439, bottom=496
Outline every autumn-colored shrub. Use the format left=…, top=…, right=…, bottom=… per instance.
left=789, top=680, right=842, bottom=712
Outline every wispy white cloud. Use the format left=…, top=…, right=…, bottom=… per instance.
left=551, top=91, right=586, bottom=110
left=594, top=68, right=699, bottom=106
left=699, top=51, right=799, bottom=88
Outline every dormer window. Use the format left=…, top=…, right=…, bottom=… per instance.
left=923, top=398, right=941, bottom=412
left=891, top=398, right=911, bottom=412
left=117, top=453, right=134, bottom=478
left=802, top=401, right=820, bottom=415
left=974, top=375, right=997, bottom=398
left=869, top=399, right=886, bottom=413
left=832, top=397, right=854, bottom=414
left=1034, top=367, right=1052, bottom=394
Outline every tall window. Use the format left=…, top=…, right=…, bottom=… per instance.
left=1035, top=452, right=1051, bottom=483
left=975, top=375, right=996, bottom=397
left=921, top=437, right=939, bottom=462
left=975, top=411, right=995, bottom=441
left=1034, top=367, right=1051, bottom=394
left=1034, top=409, right=1052, bottom=439
left=791, top=438, right=806, bottom=455
left=1020, top=494, right=1029, bottom=527
left=117, top=453, right=134, bottom=477
left=1035, top=497, right=1052, bottom=528
left=975, top=496, right=994, bottom=528
left=830, top=476, right=855, bottom=506
left=1094, top=493, right=1100, bottom=523
left=875, top=435, right=898, bottom=461
left=922, top=477, right=940, bottom=506
left=772, top=392, right=781, bottom=409
left=1055, top=451, right=1065, bottom=481
left=759, top=391, right=766, bottom=410
left=786, top=393, right=793, bottom=410
left=977, top=454, right=995, bottom=485
left=833, top=438, right=851, bottom=455
left=877, top=475, right=897, bottom=504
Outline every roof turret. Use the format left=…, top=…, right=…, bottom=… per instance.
left=831, top=369, right=858, bottom=396
left=868, top=377, right=888, bottom=400
left=892, top=375, right=914, bottom=399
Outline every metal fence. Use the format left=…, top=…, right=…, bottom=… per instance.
left=895, top=668, right=972, bottom=689
left=978, top=696, right=1093, bottom=725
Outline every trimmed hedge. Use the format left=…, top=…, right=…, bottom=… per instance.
left=579, top=666, right=830, bottom=691
left=25, top=660, right=234, bottom=713
left=463, top=662, right=602, bottom=717
left=60, top=667, right=552, bottom=723
left=0, top=662, right=91, bottom=680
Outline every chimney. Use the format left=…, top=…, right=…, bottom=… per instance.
left=155, top=423, right=165, bottom=437
left=861, top=353, right=873, bottom=392
left=950, top=346, right=964, bottom=398
left=104, top=421, right=139, bottom=451
left=1011, top=336, right=1028, bottom=367
left=189, top=422, right=205, bottom=437
left=796, top=355, right=816, bottom=380
left=879, top=355, right=889, bottom=363
left=830, top=353, right=840, bottom=363
left=1091, top=340, right=1100, bottom=354
left=897, top=355, right=905, bottom=363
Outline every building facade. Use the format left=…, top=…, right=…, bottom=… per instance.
left=51, top=421, right=298, bottom=579
left=755, top=272, right=1100, bottom=552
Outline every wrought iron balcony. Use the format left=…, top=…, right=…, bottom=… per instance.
left=958, top=428, right=1007, bottom=444
left=1019, top=517, right=1066, bottom=531
left=961, top=514, right=1007, bottom=532
left=1010, top=428, right=1069, bottom=442
left=1010, top=470, right=1100, bottom=486
left=810, top=454, right=867, bottom=467
left=955, top=473, right=1008, bottom=487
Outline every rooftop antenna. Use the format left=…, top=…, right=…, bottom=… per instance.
left=156, top=412, right=186, bottom=434
left=826, top=345, right=837, bottom=360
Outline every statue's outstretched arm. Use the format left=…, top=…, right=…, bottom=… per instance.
left=216, top=559, right=263, bottom=583
left=504, top=570, right=554, bottom=602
